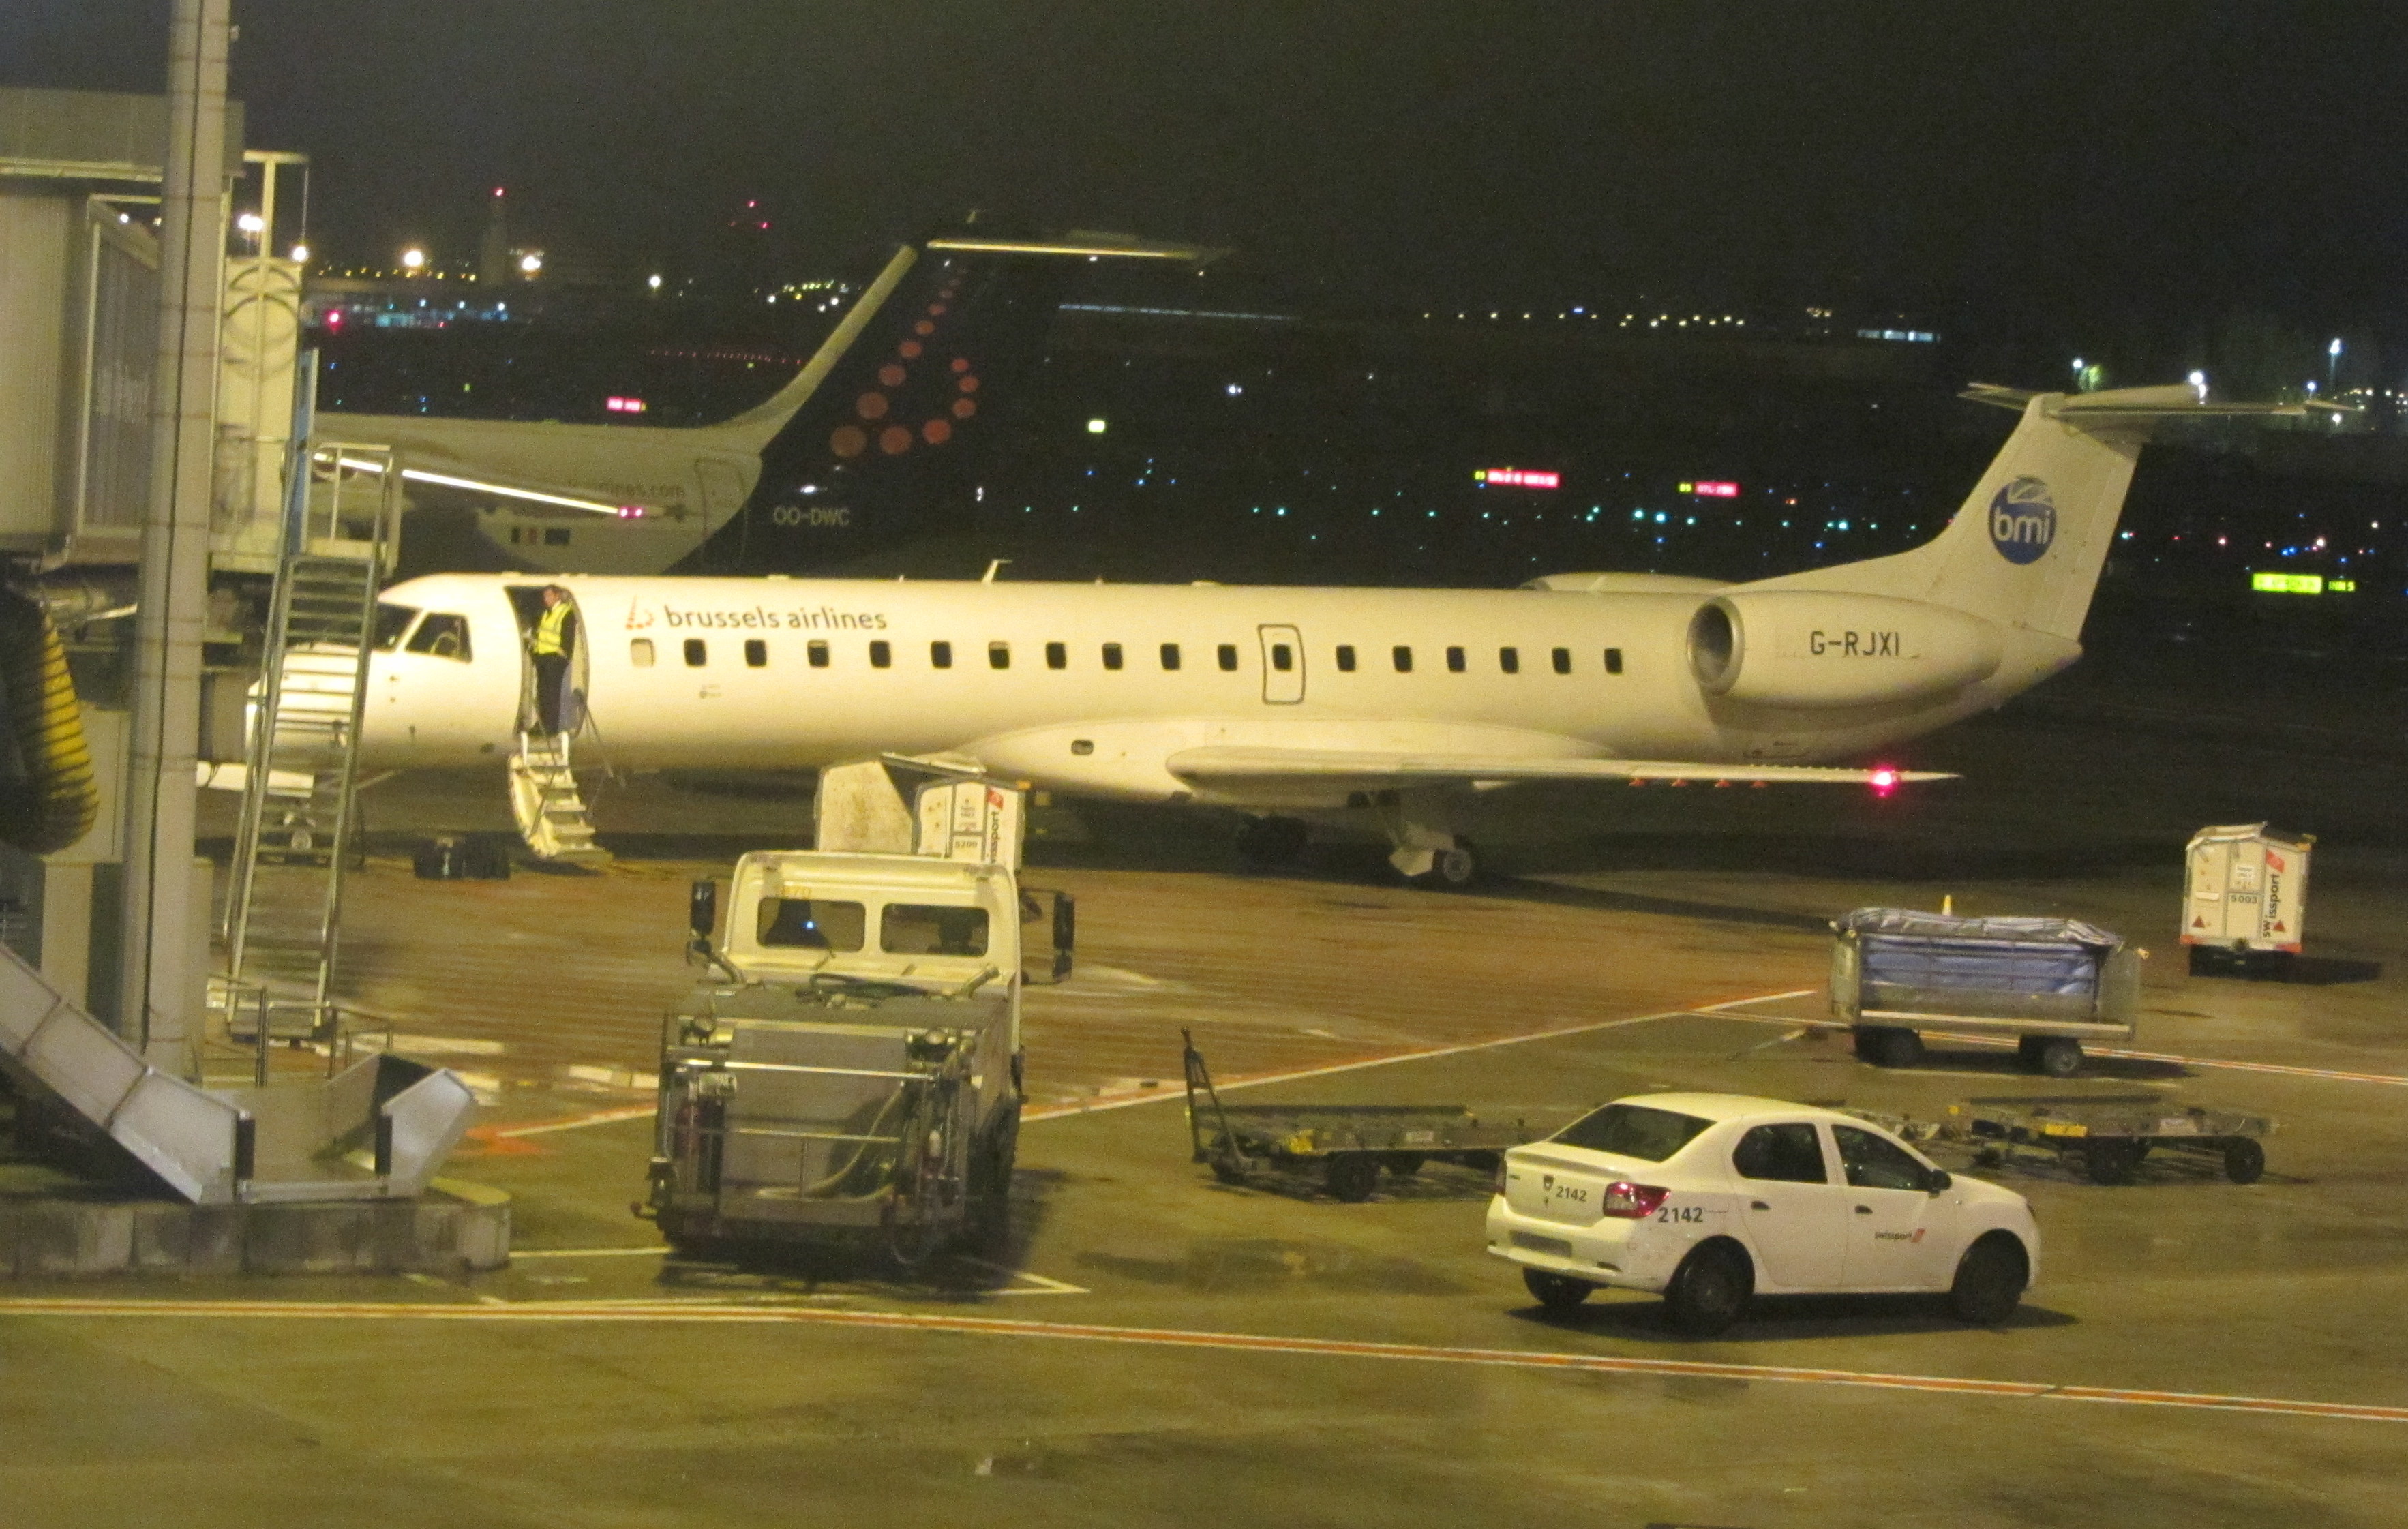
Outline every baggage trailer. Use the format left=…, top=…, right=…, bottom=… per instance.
left=2182, top=823, right=2313, bottom=977
left=1831, top=907, right=2140, bottom=1078
left=1180, top=1033, right=1531, bottom=1202
left=1952, top=1097, right=2274, bottom=1186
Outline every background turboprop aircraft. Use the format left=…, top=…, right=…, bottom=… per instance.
left=318, top=224, right=1216, bottom=578
left=358, top=384, right=2311, bottom=883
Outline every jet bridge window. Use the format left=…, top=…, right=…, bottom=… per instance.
left=1391, top=646, right=1413, bottom=673
left=1335, top=645, right=1357, bottom=672
left=1045, top=641, right=1067, bottom=670
left=869, top=640, right=892, bottom=669
left=406, top=613, right=472, bottom=662
left=1445, top=646, right=1466, bottom=673
left=631, top=639, right=655, bottom=667
left=931, top=641, right=953, bottom=669
left=1160, top=643, right=1182, bottom=671
left=684, top=639, right=708, bottom=667
left=756, top=896, right=867, bottom=952
left=1499, top=646, right=1520, bottom=673
left=372, top=603, right=420, bottom=651
left=807, top=641, right=830, bottom=668
left=744, top=639, right=768, bottom=668
left=880, top=903, right=990, bottom=957
left=1551, top=646, right=1571, bottom=675
left=1216, top=644, right=1239, bottom=671
left=1101, top=643, right=1124, bottom=671
left=989, top=641, right=1010, bottom=670
left=1604, top=648, right=1624, bottom=675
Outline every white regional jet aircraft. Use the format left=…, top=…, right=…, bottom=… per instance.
left=357, top=384, right=2301, bottom=882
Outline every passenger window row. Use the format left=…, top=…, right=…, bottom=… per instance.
left=629, top=637, right=1627, bottom=676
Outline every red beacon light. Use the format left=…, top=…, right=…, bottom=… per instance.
left=1868, top=766, right=1901, bottom=798
left=616, top=505, right=647, bottom=519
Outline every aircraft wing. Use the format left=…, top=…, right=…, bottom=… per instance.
left=1164, top=747, right=1952, bottom=794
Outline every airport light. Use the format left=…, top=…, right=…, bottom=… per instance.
left=2187, top=369, right=2208, bottom=398
left=647, top=273, right=663, bottom=291
left=2327, top=337, right=2342, bottom=393
left=1087, top=418, right=1109, bottom=434
left=289, top=243, right=309, bottom=262
left=400, top=246, right=427, bottom=273
left=519, top=251, right=543, bottom=275
left=235, top=210, right=264, bottom=237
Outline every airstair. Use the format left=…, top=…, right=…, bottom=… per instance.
left=507, top=728, right=612, bottom=866
left=220, top=440, right=400, bottom=1040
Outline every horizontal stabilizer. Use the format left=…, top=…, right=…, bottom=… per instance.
left=1960, top=382, right=2341, bottom=423
left=1167, top=746, right=1951, bottom=792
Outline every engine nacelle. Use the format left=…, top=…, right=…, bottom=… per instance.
left=1687, top=592, right=2004, bottom=709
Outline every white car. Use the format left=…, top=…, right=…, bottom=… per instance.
left=1485, top=1092, right=2038, bottom=1335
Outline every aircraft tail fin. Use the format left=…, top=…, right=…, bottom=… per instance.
left=1758, top=384, right=2320, bottom=639
left=678, top=223, right=1219, bottom=573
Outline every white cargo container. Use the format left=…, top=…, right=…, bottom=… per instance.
left=2182, top=823, right=2312, bottom=975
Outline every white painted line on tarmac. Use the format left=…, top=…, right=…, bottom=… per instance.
left=1027, top=986, right=1822, bottom=1121
left=502, top=1247, right=1085, bottom=1296
left=496, top=1106, right=657, bottom=1138
left=3, top=1298, right=2399, bottom=1425
left=510, top=1246, right=672, bottom=1259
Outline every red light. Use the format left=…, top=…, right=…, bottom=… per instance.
left=1475, top=467, right=1561, bottom=489
left=1692, top=480, right=1740, bottom=498
left=1600, top=1182, right=1670, bottom=1219
left=605, top=396, right=647, bottom=414
left=616, top=505, right=646, bottom=519
left=1869, top=767, right=1899, bottom=798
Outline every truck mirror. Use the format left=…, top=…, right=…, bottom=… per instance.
left=689, top=879, right=718, bottom=939
left=1052, top=890, right=1076, bottom=981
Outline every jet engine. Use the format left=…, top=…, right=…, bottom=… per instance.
left=1687, top=591, right=2003, bottom=709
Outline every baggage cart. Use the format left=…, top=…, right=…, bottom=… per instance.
left=1951, top=1097, right=2274, bottom=1186
left=2182, top=823, right=2313, bottom=976
left=1831, top=907, right=2140, bottom=1078
left=1180, top=1032, right=1531, bottom=1202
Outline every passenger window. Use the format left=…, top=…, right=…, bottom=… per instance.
left=372, top=603, right=421, bottom=652
left=1833, top=1125, right=1933, bottom=1192
left=1217, top=644, right=1239, bottom=671
left=869, top=639, right=892, bottom=669
left=989, top=641, right=1010, bottom=670
left=931, top=641, right=953, bottom=669
left=1551, top=646, right=1571, bottom=675
left=631, top=638, right=655, bottom=667
left=684, top=638, right=707, bottom=667
left=1336, top=645, right=1357, bottom=672
left=1102, top=642, right=1124, bottom=671
left=1445, top=646, right=1465, bottom=673
left=1160, top=643, right=1182, bottom=671
left=406, top=613, right=472, bottom=662
left=807, top=640, right=830, bottom=668
left=1732, top=1123, right=1828, bottom=1184
left=1604, top=647, right=1624, bottom=675
left=744, top=638, right=767, bottom=668
left=1499, top=646, right=1519, bottom=673
left=1045, top=641, right=1067, bottom=670
left=755, top=896, right=866, bottom=952
left=1391, top=645, right=1413, bottom=673
left=1270, top=644, right=1293, bottom=672
left=880, top=903, right=990, bottom=956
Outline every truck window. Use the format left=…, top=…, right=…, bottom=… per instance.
left=755, top=897, right=867, bottom=951
left=881, top=903, right=989, bottom=956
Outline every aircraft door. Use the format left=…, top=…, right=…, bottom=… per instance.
left=1258, top=624, right=1304, bottom=704
left=506, top=584, right=591, bottom=738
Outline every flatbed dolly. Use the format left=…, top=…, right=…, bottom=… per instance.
left=1180, top=1031, right=1533, bottom=1202
left=1948, top=1097, right=2274, bottom=1186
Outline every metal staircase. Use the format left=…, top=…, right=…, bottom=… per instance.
left=221, top=440, right=400, bottom=1040
left=507, top=727, right=612, bottom=866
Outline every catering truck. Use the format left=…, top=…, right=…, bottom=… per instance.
left=642, top=758, right=1072, bottom=1263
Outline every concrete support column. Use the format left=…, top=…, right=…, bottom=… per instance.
left=119, top=0, right=230, bottom=1075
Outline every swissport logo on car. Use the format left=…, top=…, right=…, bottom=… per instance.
left=1989, top=476, right=2057, bottom=564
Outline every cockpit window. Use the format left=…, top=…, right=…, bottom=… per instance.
left=372, top=603, right=420, bottom=651
left=405, top=612, right=472, bottom=662
left=756, top=897, right=866, bottom=952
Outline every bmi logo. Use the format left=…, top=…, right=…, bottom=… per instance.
left=1988, top=476, right=2056, bottom=564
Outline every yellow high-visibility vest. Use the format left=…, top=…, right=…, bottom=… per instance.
left=531, top=602, right=571, bottom=657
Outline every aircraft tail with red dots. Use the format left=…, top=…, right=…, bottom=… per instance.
left=674, top=224, right=1220, bottom=574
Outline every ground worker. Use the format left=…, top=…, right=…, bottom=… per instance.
left=530, top=585, right=576, bottom=736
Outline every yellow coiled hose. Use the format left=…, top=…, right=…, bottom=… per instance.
left=0, top=589, right=99, bottom=854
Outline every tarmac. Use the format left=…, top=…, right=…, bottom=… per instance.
left=5, top=647, right=2406, bottom=1527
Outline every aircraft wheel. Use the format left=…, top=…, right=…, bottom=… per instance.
left=1426, top=843, right=1481, bottom=888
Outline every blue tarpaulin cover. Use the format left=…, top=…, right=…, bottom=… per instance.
left=1836, top=908, right=2124, bottom=1003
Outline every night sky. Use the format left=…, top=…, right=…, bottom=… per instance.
left=7, top=2, right=2405, bottom=330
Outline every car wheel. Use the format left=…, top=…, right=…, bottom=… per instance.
left=1325, top=1154, right=1381, bottom=1202
left=1522, top=1267, right=1593, bottom=1314
left=1209, top=1157, right=1247, bottom=1185
left=2016, top=1035, right=2049, bottom=1072
left=1870, top=1027, right=1924, bottom=1069
left=2223, top=1138, right=2267, bottom=1185
left=1948, top=1233, right=2029, bottom=1324
left=1851, top=1026, right=1878, bottom=1060
left=2037, top=1038, right=2083, bottom=1078
left=2081, top=1139, right=2143, bottom=1185
left=1664, top=1242, right=1751, bottom=1337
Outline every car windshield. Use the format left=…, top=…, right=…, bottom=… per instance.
left=1552, top=1103, right=1712, bottom=1162
left=755, top=897, right=866, bottom=952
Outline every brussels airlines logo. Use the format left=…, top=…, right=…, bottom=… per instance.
left=1988, top=476, right=2056, bottom=565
